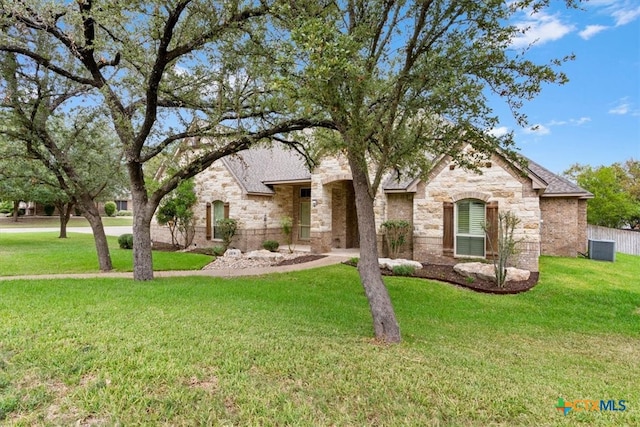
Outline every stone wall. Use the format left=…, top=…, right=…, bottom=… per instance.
left=540, top=197, right=588, bottom=257
left=151, top=159, right=307, bottom=251
left=412, top=153, right=541, bottom=272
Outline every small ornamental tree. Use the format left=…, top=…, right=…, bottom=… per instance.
left=484, top=211, right=521, bottom=288
left=280, top=215, right=294, bottom=253
left=155, top=180, right=197, bottom=248
left=381, top=220, right=411, bottom=259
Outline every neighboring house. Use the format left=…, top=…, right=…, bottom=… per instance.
left=151, top=144, right=592, bottom=272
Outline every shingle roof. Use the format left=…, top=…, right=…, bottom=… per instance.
left=525, top=157, right=593, bottom=198
left=222, top=145, right=311, bottom=194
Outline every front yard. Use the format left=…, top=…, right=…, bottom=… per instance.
left=0, top=233, right=638, bottom=425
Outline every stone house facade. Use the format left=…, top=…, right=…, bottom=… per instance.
left=151, top=144, right=592, bottom=272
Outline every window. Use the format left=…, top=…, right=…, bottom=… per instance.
left=115, top=200, right=128, bottom=211
left=212, top=200, right=229, bottom=239
left=300, top=188, right=311, bottom=198
left=455, top=199, right=485, bottom=257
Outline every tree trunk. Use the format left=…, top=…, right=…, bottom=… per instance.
left=12, top=200, right=19, bottom=222
left=79, top=197, right=113, bottom=272
left=56, top=201, right=74, bottom=238
left=347, top=154, right=401, bottom=343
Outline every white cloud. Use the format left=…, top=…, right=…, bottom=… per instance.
left=511, top=11, right=575, bottom=48
left=487, top=126, right=510, bottom=138
left=612, top=5, right=640, bottom=26
left=609, top=102, right=630, bottom=115
left=524, top=124, right=550, bottom=135
left=572, top=117, right=591, bottom=125
left=579, top=25, right=609, bottom=39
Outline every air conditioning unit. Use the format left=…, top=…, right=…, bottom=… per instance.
left=588, top=239, right=616, bottom=262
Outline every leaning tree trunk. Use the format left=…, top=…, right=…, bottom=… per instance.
left=348, top=154, right=402, bottom=343
left=129, top=164, right=156, bottom=280
left=79, top=196, right=113, bottom=272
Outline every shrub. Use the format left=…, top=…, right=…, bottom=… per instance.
left=0, top=201, right=11, bottom=214
left=104, top=201, right=117, bottom=217
left=44, top=204, right=55, bottom=216
left=116, top=210, right=133, bottom=216
left=484, top=210, right=522, bottom=288
left=348, top=257, right=359, bottom=266
left=381, top=220, right=411, bottom=259
left=262, top=240, right=280, bottom=252
left=212, top=246, right=225, bottom=256
left=392, top=265, right=415, bottom=276
left=118, top=234, right=134, bottom=249
left=216, top=218, right=238, bottom=250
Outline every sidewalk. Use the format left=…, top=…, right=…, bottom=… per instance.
left=0, top=254, right=350, bottom=281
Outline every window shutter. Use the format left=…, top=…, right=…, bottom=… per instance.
left=224, top=202, right=230, bottom=219
left=443, top=202, right=454, bottom=256
left=485, top=201, right=499, bottom=258
left=205, top=203, right=212, bottom=240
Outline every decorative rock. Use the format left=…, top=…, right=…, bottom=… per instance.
left=453, top=262, right=530, bottom=283
left=378, top=258, right=423, bottom=270
left=224, top=248, right=242, bottom=258
left=246, top=249, right=284, bottom=262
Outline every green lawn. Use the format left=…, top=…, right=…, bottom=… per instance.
left=0, top=216, right=133, bottom=228
left=0, top=232, right=211, bottom=275
left=0, top=254, right=638, bottom=425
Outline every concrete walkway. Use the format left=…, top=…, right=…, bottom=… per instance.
left=0, top=254, right=353, bottom=282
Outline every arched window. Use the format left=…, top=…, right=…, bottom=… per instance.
left=455, top=199, right=485, bottom=257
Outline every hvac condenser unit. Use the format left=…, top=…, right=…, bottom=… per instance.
left=588, top=239, right=616, bottom=262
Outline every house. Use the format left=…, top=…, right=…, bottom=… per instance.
left=151, top=144, right=592, bottom=272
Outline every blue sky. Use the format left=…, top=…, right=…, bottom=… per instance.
left=488, top=0, right=640, bottom=174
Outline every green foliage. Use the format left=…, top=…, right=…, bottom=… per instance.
left=104, top=201, right=117, bottom=217
left=381, top=220, right=411, bottom=259
left=262, top=240, right=280, bottom=252
left=117, top=234, right=133, bottom=250
left=280, top=216, right=294, bottom=253
left=156, top=180, right=197, bottom=247
left=392, top=265, right=415, bottom=276
left=348, top=257, right=359, bottom=266
left=216, top=218, right=238, bottom=250
left=212, top=246, right=226, bottom=257
left=116, top=210, right=133, bottom=216
left=0, top=201, right=12, bottom=214
left=564, top=162, right=640, bottom=228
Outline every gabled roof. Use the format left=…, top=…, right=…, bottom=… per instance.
left=525, top=157, right=593, bottom=198
left=381, top=153, right=592, bottom=198
left=222, top=145, right=311, bottom=195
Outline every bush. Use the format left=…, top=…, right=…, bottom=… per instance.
left=381, top=220, right=411, bottom=259
left=212, top=246, right=225, bottom=256
left=280, top=216, right=294, bottom=253
left=392, top=265, right=415, bottom=276
left=116, top=210, right=133, bottom=216
left=0, top=201, right=11, bottom=214
left=44, top=204, right=55, bottom=216
left=104, top=201, right=117, bottom=217
left=262, top=240, right=280, bottom=252
left=216, top=218, right=238, bottom=250
left=118, top=233, right=134, bottom=249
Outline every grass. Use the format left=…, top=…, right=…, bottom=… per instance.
left=0, top=253, right=638, bottom=425
left=0, top=232, right=211, bottom=275
left=0, top=216, right=133, bottom=228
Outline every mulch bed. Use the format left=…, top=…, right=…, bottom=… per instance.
left=345, top=261, right=538, bottom=294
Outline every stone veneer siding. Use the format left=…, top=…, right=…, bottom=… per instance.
left=540, top=197, right=588, bottom=257
left=412, top=154, right=541, bottom=272
left=151, top=159, right=309, bottom=251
